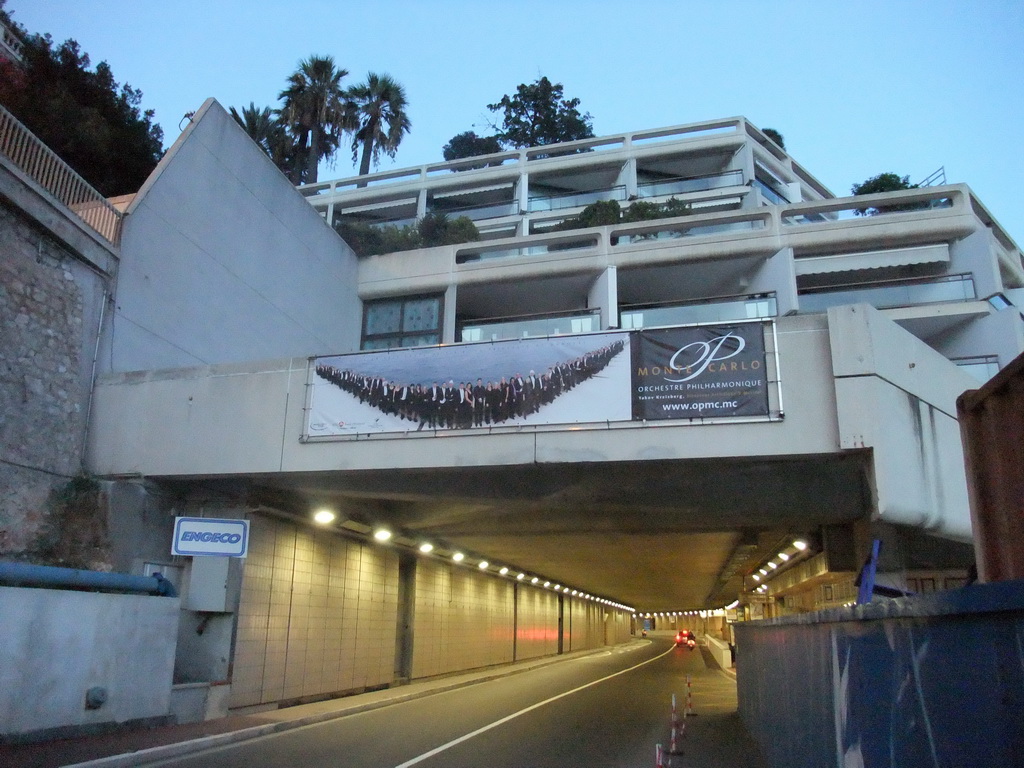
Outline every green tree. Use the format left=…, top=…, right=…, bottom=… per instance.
left=850, top=172, right=919, bottom=216
left=442, top=130, right=504, bottom=163
left=0, top=27, right=163, bottom=196
left=762, top=128, right=785, bottom=149
left=278, top=55, right=352, bottom=184
left=334, top=213, right=479, bottom=257
left=851, top=172, right=915, bottom=196
left=349, top=72, right=411, bottom=181
left=228, top=102, right=295, bottom=177
left=417, top=211, right=480, bottom=247
left=486, top=76, right=594, bottom=148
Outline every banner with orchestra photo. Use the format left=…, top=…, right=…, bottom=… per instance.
left=306, top=332, right=632, bottom=436
left=304, top=322, right=770, bottom=437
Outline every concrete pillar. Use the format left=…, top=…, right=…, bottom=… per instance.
left=516, top=172, right=530, bottom=236
left=394, top=552, right=416, bottom=681
left=588, top=266, right=619, bottom=329
left=620, top=157, right=637, bottom=200
left=443, top=285, right=457, bottom=343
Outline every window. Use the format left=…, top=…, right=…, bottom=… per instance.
left=953, top=355, right=999, bottom=383
left=362, top=294, right=443, bottom=350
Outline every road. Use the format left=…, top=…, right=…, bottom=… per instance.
left=145, top=637, right=767, bottom=768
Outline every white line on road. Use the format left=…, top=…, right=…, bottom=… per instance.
left=392, top=645, right=675, bottom=768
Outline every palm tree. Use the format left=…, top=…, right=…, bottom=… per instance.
left=278, top=55, right=353, bottom=184
left=349, top=72, right=411, bottom=182
left=229, top=102, right=297, bottom=178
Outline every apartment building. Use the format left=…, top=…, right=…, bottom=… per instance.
left=300, top=117, right=1023, bottom=381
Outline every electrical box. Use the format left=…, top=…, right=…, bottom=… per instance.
left=185, top=556, right=230, bottom=612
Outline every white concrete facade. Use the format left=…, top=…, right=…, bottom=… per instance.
left=102, top=98, right=361, bottom=374
left=65, top=113, right=1024, bottom=717
left=0, top=587, right=179, bottom=739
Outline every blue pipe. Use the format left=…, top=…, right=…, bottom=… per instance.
left=0, top=562, right=177, bottom=597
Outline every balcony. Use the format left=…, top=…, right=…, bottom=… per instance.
left=528, top=185, right=627, bottom=212
left=460, top=309, right=601, bottom=342
left=637, top=169, right=744, bottom=199
left=620, top=294, right=777, bottom=329
left=615, top=216, right=766, bottom=245
left=799, top=274, right=976, bottom=313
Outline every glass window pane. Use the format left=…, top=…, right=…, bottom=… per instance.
left=365, top=301, right=402, bottom=335
left=401, top=334, right=439, bottom=347
left=362, top=337, right=400, bottom=351
left=402, top=298, right=440, bottom=333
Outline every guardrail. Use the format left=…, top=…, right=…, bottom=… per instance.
left=298, top=117, right=749, bottom=198
left=0, top=104, right=123, bottom=245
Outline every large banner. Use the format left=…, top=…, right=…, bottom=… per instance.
left=307, top=332, right=632, bottom=436
left=305, top=323, right=770, bottom=437
left=630, top=324, right=769, bottom=420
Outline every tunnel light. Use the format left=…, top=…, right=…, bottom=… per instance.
left=531, top=577, right=539, bottom=584
left=553, top=584, right=561, bottom=591
left=313, top=510, right=336, bottom=525
left=793, top=540, right=808, bottom=551
left=517, top=573, right=525, bottom=581
left=419, top=542, right=434, bottom=553
left=373, top=529, right=392, bottom=542
left=767, top=561, right=778, bottom=570
left=759, top=568, right=768, bottom=576
left=452, top=552, right=465, bottom=562
left=752, top=574, right=761, bottom=581
left=571, top=590, right=578, bottom=596
left=478, top=561, right=489, bottom=570
left=499, top=567, right=509, bottom=576
left=778, top=552, right=790, bottom=561
left=543, top=581, right=550, bottom=588
left=725, top=600, right=740, bottom=610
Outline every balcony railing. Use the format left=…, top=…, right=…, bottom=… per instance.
left=620, top=294, right=777, bottom=329
left=460, top=309, right=600, bottom=342
left=1, top=21, right=23, bottom=62
left=782, top=194, right=954, bottom=226
left=429, top=199, right=519, bottom=221
left=527, top=185, right=627, bottom=212
left=799, top=274, right=976, bottom=313
left=0, top=104, right=123, bottom=245
left=636, top=169, right=743, bottom=199
left=753, top=178, right=789, bottom=205
left=615, top=217, right=766, bottom=244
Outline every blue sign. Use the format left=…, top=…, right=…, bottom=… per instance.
left=172, top=517, right=249, bottom=557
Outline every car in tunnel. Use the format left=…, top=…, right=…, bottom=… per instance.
left=675, top=630, right=697, bottom=649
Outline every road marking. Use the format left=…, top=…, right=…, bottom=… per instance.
left=393, top=645, right=675, bottom=768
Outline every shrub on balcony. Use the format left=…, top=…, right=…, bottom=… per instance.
left=335, top=213, right=479, bottom=257
left=554, top=196, right=691, bottom=232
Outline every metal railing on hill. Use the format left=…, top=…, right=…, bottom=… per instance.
left=0, top=104, right=123, bottom=245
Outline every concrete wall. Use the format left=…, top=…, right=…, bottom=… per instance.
left=0, top=154, right=115, bottom=565
left=734, top=580, right=1024, bottom=768
left=0, top=586, right=179, bottom=739
left=105, top=98, right=361, bottom=374
left=515, top=586, right=560, bottom=660
left=87, top=314, right=841, bottom=478
left=829, top=304, right=978, bottom=539
left=228, top=513, right=630, bottom=709
left=231, top=515, right=399, bottom=708
left=412, top=559, right=515, bottom=678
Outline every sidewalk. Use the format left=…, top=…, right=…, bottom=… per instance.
left=1, top=648, right=605, bottom=768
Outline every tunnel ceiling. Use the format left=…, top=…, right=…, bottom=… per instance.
left=172, top=453, right=871, bottom=612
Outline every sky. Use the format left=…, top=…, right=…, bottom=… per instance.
left=9, top=0, right=1024, bottom=243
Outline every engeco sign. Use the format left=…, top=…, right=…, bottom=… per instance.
left=172, top=517, right=249, bottom=557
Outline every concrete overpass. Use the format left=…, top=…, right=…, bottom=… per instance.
left=88, top=305, right=975, bottom=614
